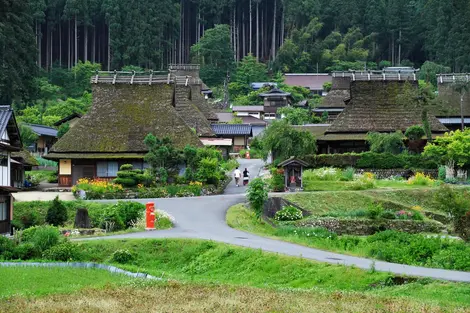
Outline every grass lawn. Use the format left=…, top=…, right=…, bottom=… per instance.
left=0, top=267, right=130, bottom=298
left=2, top=281, right=469, bottom=313
left=1, top=239, right=470, bottom=311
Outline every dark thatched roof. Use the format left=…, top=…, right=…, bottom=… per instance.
left=174, top=85, right=214, bottom=136
left=190, top=85, right=218, bottom=121
left=293, top=124, right=330, bottom=137
left=321, top=89, right=349, bottom=108
left=11, top=149, right=39, bottom=166
left=325, top=81, right=448, bottom=135
left=436, top=83, right=470, bottom=117
left=50, top=83, right=203, bottom=156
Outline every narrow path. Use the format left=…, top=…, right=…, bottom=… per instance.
left=82, top=159, right=470, bottom=283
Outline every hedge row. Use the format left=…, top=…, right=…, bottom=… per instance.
left=303, top=152, right=438, bottom=170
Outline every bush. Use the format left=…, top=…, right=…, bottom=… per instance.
left=303, top=167, right=342, bottom=181
left=114, top=201, right=145, bottom=227
left=270, top=168, right=285, bottom=192
left=100, top=208, right=125, bottom=231
left=366, top=204, right=384, bottom=220
left=438, top=165, right=446, bottom=180
left=111, top=249, right=134, bottom=264
left=341, top=167, right=355, bottom=181
left=379, top=210, right=396, bottom=220
left=407, top=172, right=435, bottom=186
left=13, top=243, right=38, bottom=260
left=274, top=206, right=303, bottom=221
left=42, top=242, right=81, bottom=261
left=367, top=131, right=405, bottom=155
left=247, top=178, right=268, bottom=218
left=405, top=125, right=425, bottom=141
left=0, top=236, right=15, bottom=259
left=45, top=196, right=68, bottom=226
left=22, top=226, right=61, bottom=253
left=197, top=157, right=221, bottom=186
left=12, top=210, right=40, bottom=229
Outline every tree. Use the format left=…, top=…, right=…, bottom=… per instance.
left=0, top=0, right=38, bottom=105
left=366, top=131, right=405, bottom=155
left=234, top=54, right=268, bottom=85
left=405, top=125, right=425, bottom=141
left=143, top=134, right=180, bottom=178
left=191, top=24, right=234, bottom=86
left=57, top=123, right=70, bottom=138
left=278, top=107, right=310, bottom=125
left=419, top=61, right=451, bottom=86
left=261, top=119, right=317, bottom=161
left=46, top=196, right=68, bottom=226
left=19, top=124, right=39, bottom=148
left=424, top=129, right=470, bottom=168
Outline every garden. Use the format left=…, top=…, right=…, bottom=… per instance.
left=72, top=135, right=239, bottom=200
left=231, top=178, right=470, bottom=271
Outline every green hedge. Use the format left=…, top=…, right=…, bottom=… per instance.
left=303, top=152, right=438, bottom=170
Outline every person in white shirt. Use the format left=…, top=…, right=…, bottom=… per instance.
left=234, top=167, right=242, bottom=187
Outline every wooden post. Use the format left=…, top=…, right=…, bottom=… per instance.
left=300, top=166, right=303, bottom=188
left=284, top=167, right=288, bottom=188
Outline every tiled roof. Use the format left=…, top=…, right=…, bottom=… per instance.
left=211, top=124, right=253, bottom=136
left=0, top=106, right=13, bottom=135
left=232, top=105, right=264, bottom=112
left=26, top=123, right=58, bottom=137
left=216, top=113, right=267, bottom=125
left=251, top=82, right=277, bottom=90
left=259, top=88, right=291, bottom=98
left=0, top=106, right=21, bottom=149
left=284, top=74, right=331, bottom=91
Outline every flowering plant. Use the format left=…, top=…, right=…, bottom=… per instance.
left=407, top=172, right=435, bottom=186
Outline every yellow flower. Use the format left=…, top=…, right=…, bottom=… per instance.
left=411, top=205, right=424, bottom=212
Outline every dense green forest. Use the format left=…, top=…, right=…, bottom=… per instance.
left=2, top=0, right=470, bottom=121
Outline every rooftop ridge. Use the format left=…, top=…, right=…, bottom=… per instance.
left=332, top=70, right=418, bottom=81
left=437, top=73, right=470, bottom=84
left=90, top=71, right=202, bottom=85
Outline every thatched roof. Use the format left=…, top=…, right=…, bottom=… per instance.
left=293, top=124, right=330, bottom=137
left=190, top=85, right=219, bottom=121
left=174, top=85, right=214, bottom=136
left=325, top=81, right=448, bottom=135
left=49, top=83, right=203, bottom=157
left=11, top=149, right=39, bottom=166
left=436, top=83, right=470, bottom=117
left=321, top=89, right=349, bottom=108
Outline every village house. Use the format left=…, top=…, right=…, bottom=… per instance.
left=284, top=73, right=331, bottom=96
left=436, top=73, right=470, bottom=131
left=0, top=106, right=23, bottom=235
left=259, top=88, right=292, bottom=120
left=232, top=105, right=264, bottom=120
left=215, top=112, right=267, bottom=137
left=210, top=124, right=253, bottom=153
left=318, top=72, right=448, bottom=153
left=46, top=65, right=217, bottom=187
left=25, top=123, right=58, bottom=155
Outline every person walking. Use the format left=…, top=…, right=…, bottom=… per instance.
left=234, top=167, right=241, bottom=187
left=243, top=168, right=250, bottom=186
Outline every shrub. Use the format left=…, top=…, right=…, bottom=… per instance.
left=22, top=226, right=61, bottom=252
left=274, top=206, right=303, bottom=221
left=407, top=172, right=435, bottom=186
left=197, top=157, right=221, bottom=186
left=405, top=125, right=425, bottom=141
left=114, top=201, right=145, bottom=227
left=100, top=208, right=125, bottom=231
left=247, top=178, right=268, bottom=219
left=438, top=165, right=446, bottom=180
left=12, top=210, right=40, bottom=229
left=114, top=164, right=146, bottom=187
left=45, top=196, right=68, bottom=226
left=366, top=131, right=405, bottom=155
left=270, top=168, right=285, bottom=192
left=366, top=203, right=384, bottom=220
left=379, top=210, right=396, bottom=220
left=111, top=249, right=134, bottom=264
left=42, top=242, right=81, bottom=261
left=13, top=243, right=38, bottom=260
left=341, top=167, right=355, bottom=181
left=0, top=236, right=15, bottom=259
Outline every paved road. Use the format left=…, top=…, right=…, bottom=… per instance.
left=83, top=159, right=470, bottom=282
left=224, top=158, right=265, bottom=195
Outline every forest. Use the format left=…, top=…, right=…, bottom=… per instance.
left=2, top=0, right=470, bottom=124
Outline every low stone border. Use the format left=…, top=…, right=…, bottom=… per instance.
left=0, top=262, right=162, bottom=280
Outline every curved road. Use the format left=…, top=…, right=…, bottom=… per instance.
left=89, top=159, right=470, bottom=283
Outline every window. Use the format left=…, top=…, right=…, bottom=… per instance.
left=132, top=161, right=143, bottom=170
left=96, top=161, right=119, bottom=177
left=0, top=153, right=7, bottom=167
left=0, top=202, right=8, bottom=221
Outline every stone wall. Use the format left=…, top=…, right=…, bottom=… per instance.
left=296, top=218, right=444, bottom=235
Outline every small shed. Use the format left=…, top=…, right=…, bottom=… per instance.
left=277, top=157, right=309, bottom=189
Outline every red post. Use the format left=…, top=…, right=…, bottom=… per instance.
left=146, top=202, right=155, bottom=230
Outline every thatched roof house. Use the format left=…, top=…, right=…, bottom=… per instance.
left=321, top=79, right=448, bottom=153
left=47, top=68, right=215, bottom=187
left=436, top=74, right=470, bottom=130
